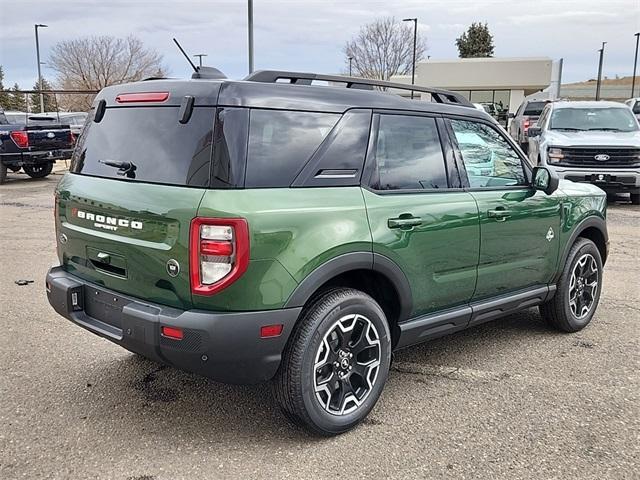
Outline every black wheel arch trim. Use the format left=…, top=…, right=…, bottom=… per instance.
left=284, top=251, right=413, bottom=322
left=555, top=216, right=608, bottom=282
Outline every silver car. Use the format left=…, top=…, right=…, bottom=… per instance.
left=528, top=101, right=640, bottom=204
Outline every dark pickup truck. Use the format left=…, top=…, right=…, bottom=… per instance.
left=0, top=109, right=75, bottom=184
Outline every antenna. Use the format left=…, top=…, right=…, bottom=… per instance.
left=173, top=38, right=198, bottom=73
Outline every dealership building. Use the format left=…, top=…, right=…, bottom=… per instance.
left=390, top=57, right=556, bottom=113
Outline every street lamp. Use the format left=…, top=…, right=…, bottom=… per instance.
left=193, top=54, right=207, bottom=68
left=403, top=18, right=418, bottom=99
left=348, top=56, right=353, bottom=76
left=632, top=33, right=640, bottom=98
left=595, top=41, right=606, bottom=101
left=34, top=23, right=48, bottom=113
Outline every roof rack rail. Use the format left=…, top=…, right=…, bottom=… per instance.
left=244, top=70, right=473, bottom=107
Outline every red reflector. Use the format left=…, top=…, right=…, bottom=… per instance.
left=260, top=324, right=283, bottom=338
left=161, top=326, right=183, bottom=340
left=200, top=240, right=233, bottom=256
left=115, top=92, right=170, bottom=103
left=10, top=130, right=29, bottom=148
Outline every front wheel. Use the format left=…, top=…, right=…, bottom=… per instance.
left=273, top=288, right=391, bottom=436
left=23, top=162, right=53, bottom=178
left=540, top=238, right=603, bottom=332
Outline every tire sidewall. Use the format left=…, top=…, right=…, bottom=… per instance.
left=560, top=239, right=603, bottom=330
left=299, top=293, right=391, bottom=434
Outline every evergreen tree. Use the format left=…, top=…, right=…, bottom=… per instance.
left=0, top=66, right=12, bottom=110
left=30, top=78, right=57, bottom=112
left=456, top=23, right=495, bottom=58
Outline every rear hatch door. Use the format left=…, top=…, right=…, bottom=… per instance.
left=56, top=83, right=219, bottom=309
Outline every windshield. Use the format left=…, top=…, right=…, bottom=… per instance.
left=550, top=107, right=639, bottom=132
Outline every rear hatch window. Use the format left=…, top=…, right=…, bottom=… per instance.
left=523, top=101, right=547, bottom=116
left=71, top=107, right=214, bottom=187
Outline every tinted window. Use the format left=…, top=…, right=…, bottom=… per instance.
left=245, top=110, right=339, bottom=187
left=71, top=107, right=214, bottom=187
left=371, top=115, right=448, bottom=190
left=633, top=102, right=640, bottom=114
left=210, top=108, right=249, bottom=188
left=523, top=101, right=548, bottom=116
left=450, top=119, right=526, bottom=188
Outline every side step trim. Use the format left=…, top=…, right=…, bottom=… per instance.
left=395, top=285, right=554, bottom=350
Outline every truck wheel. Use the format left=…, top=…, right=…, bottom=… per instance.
left=539, top=238, right=603, bottom=333
left=630, top=193, right=640, bottom=205
left=0, top=162, right=6, bottom=184
left=23, top=163, right=53, bottom=179
left=273, top=288, right=391, bottom=436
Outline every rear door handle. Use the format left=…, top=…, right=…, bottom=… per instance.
left=388, top=216, right=423, bottom=229
left=487, top=208, right=511, bottom=222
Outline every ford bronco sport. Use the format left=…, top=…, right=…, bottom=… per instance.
left=46, top=70, right=608, bottom=436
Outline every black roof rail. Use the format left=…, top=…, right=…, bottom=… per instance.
left=244, top=70, right=473, bottom=108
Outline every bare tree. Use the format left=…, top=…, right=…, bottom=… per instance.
left=48, top=35, right=166, bottom=111
left=343, top=17, right=427, bottom=82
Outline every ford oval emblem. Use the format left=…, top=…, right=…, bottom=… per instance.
left=47, top=132, right=55, bottom=139
left=594, top=154, right=610, bottom=161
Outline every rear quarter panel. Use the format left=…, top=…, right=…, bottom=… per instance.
left=195, top=187, right=371, bottom=311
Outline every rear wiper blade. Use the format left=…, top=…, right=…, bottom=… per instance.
left=98, top=159, right=137, bottom=178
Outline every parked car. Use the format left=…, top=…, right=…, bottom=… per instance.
left=44, top=112, right=89, bottom=136
left=46, top=70, right=608, bottom=435
left=509, top=99, right=551, bottom=152
left=527, top=100, right=640, bottom=204
left=0, top=108, right=75, bottom=184
left=624, top=97, right=640, bottom=121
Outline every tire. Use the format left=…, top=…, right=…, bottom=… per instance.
left=0, top=162, right=6, bottom=185
left=540, top=238, right=603, bottom=332
left=273, top=288, right=392, bottom=436
left=630, top=193, right=640, bottom=205
left=23, top=162, right=53, bottom=178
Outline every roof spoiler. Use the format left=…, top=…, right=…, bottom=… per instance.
left=244, top=70, right=473, bottom=107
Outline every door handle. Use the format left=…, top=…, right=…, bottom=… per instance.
left=388, top=216, right=423, bottom=229
left=487, top=208, right=511, bottom=222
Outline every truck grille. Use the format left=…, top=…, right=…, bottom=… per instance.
left=557, top=147, right=640, bottom=168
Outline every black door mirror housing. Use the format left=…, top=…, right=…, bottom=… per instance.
left=508, top=112, right=515, bottom=119
left=532, top=166, right=559, bottom=195
left=527, top=126, right=542, bottom=137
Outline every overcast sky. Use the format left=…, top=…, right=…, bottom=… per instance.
left=1, top=0, right=639, bottom=89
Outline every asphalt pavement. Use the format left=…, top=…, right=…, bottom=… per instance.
left=1, top=169, right=638, bottom=479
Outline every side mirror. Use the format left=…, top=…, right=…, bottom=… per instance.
left=532, top=166, right=559, bottom=195
left=527, top=126, right=542, bottom=137
left=508, top=112, right=515, bottom=119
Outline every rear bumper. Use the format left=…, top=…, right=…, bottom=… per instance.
left=1, top=149, right=73, bottom=164
left=553, top=166, right=640, bottom=193
left=46, top=266, right=301, bottom=384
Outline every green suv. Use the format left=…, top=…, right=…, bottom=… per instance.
left=46, top=70, right=608, bottom=435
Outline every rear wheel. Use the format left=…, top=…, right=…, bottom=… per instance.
left=23, top=163, right=53, bottom=178
left=273, top=288, right=391, bottom=436
left=0, top=162, right=6, bottom=184
left=630, top=193, right=640, bottom=205
left=540, top=238, right=603, bottom=332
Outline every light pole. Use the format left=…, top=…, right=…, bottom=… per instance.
left=595, top=41, right=606, bottom=101
left=193, top=54, right=207, bottom=68
left=632, top=33, right=640, bottom=98
left=348, top=56, right=353, bottom=76
left=34, top=23, right=48, bottom=113
left=403, top=18, right=417, bottom=99
left=248, top=0, right=254, bottom=74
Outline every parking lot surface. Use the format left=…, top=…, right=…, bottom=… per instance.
left=1, top=171, right=638, bottom=479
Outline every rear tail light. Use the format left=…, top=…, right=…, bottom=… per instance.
left=69, top=132, right=76, bottom=144
left=10, top=130, right=29, bottom=148
left=190, top=217, right=249, bottom=295
left=115, top=92, right=170, bottom=103
left=523, top=118, right=530, bottom=133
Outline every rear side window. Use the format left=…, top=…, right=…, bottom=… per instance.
left=71, top=107, right=214, bottom=187
left=245, top=110, right=340, bottom=187
left=632, top=102, right=640, bottom=114
left=370, top=114, right=448, bottom=190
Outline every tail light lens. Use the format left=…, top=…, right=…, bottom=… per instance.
left=190, top=217, right=249, bottom=295
left=523, top=118, right=530, bottom=133
left=10, top=130, right=29, bottom=148
left=69, top=132, right=76, bottom=144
